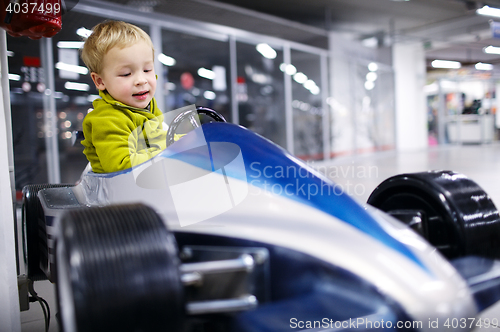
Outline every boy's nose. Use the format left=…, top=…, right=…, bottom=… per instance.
left=135, top=75, right=148, bottom=85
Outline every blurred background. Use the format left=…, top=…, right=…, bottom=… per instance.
left=7, top=0, right=500, bottom=190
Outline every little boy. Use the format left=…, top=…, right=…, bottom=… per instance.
left=80, top=20, right=166, bottom=173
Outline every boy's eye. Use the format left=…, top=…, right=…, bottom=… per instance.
left=120, top=73, right=131, bottom=77
left=144, top=69, right=152, bottom=73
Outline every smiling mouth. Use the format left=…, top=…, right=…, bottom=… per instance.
left=133, top=91, right=149, bottom=97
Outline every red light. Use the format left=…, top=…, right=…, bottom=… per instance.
left=23, top=56, right=40, bottom=67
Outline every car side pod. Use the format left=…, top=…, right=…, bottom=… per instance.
left=367, top=170, right=500, bottom=260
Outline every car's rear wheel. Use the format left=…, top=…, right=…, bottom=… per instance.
left=55, top=203, right=185, bottom=332
left=368, top=170, right=500, bottom=259
left=22, top=183, right=73, bottom=281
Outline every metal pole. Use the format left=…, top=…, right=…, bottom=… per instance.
left=328, top=32, right=336, bottom=156
left=350, top=61, right=357, bottom=153
left=229, top=35, right=238, bottom=124
left=1, top=29, right=21, bottom=276
left=40, top=37, right=61, bottom=183
left=283, top=43, right=294, bottom=155
left=456, top=89, right=462, bottom=144
left=320, top=53, right=330, bottom=161
left=0, top=30, right=16, bottom=207
left=150, top=24, right=165, bottom=112
left=0, top=29, right=22, bottom=332
left=437, top=79, right=446, bottom=145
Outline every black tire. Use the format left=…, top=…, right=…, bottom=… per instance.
left=367, top=170, right=500, bottom=259
left=22, top=183, right=73, bottom=281
left=55, top=204, right=185, bottom=332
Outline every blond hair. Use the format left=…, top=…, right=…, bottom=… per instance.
left=81, top=21, right=154, bottom=74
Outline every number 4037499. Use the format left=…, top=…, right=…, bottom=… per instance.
left=444, top=318, right=499, bottom=329
left=5, top=2, right=61, bottom=15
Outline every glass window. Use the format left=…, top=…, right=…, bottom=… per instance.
left=353, top=62, right=395, bottom=152
left=160, top=30, right=231, bottom=122
left=7, top=35, right=43, bottom=189
left=290, top=50, right=323, bottom=160
left=236, top=41, right=286, bottom=147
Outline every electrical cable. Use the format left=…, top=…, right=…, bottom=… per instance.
left=28, top=280, right=50, bottom=332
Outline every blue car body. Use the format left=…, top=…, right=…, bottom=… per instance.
left=38, top=122, right=500, bottom=331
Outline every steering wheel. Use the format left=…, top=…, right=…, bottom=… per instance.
left=166, top=106, right=227, bottom=147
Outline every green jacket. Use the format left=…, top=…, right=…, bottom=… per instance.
left=81, top=90, right=167, bottom=173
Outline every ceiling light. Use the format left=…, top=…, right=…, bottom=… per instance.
left=362, top=37, right=378, bottom=49
left=158, top=53, right=176, bottom=66
left=364, top=81, right=375, bottom=90
left=251, top=73, right=269, bottom=84
left=9, top=74, right=20, bottom=81
left=431, top=60, right=461, bottom=69
left=76, top=27, right=92, bottom=38
left=366, top=72, right=378, bottom=82
left=198, top=68, right=215, bottom=80
left=57, top=41, right=84, bottom=49
left=56, top=62, right=89, bottom=75
left=64, top=82, right=90, bottom=91
left=293, top=72, right=308, bottom=84
left=87, top=94, right=99, bottom=102
left=475, top=62, right=494, bottom=71
left=477, top=5, right=500, bottom=18
left=285, top=65, right=297, bottom=75
left=203, top=90, right=216, bottom=100
left=368, top=62, right=378, bottom=72
left=303, top=79, right=317, bottom=90
left=309, top=85, right=320, bottom=95
left=279, top=63, right=297, bottom=76
left=484, top=45, right=500, bottom=54
left=256, top=43, right=277, bottom=59
left=7, top=50, right=14, bottom=57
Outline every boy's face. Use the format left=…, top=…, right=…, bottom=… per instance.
left=91, top=40, right=156, bottom=109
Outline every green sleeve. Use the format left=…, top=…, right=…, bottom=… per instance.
left=83, top=109, right=165, bottom=173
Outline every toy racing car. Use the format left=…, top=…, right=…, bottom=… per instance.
left=21, top=106, right=500, bottom=332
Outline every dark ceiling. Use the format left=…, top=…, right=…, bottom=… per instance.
left=13, top=0, right=500, bottom=68
left=208, top=0, right=500, bottom=65
left=117, top=0, right=500, bottom=67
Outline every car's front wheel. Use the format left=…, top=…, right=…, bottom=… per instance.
left=55, top=203, right=185, bottom=332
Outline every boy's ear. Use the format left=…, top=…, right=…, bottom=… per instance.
left=90, top=72, right=106, bottom=91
